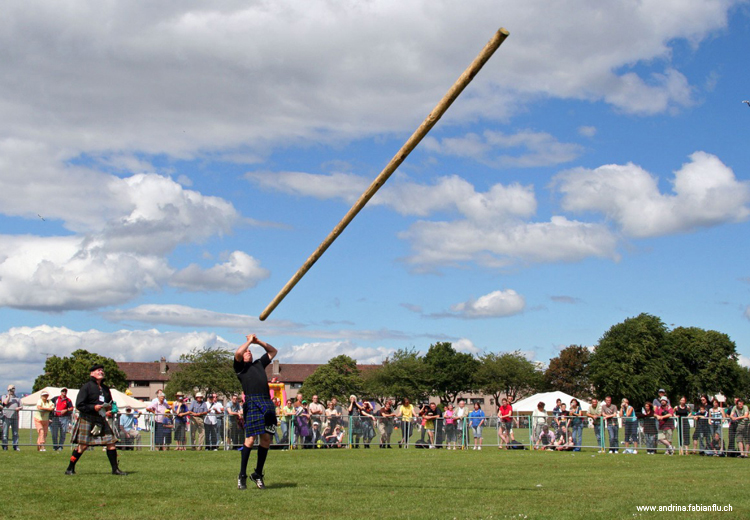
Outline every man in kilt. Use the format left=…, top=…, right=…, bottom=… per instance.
left=65, top=364, right=126, bottom=476
left=235, top=334, right=277, bottom=490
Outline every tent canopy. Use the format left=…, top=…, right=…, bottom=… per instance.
left=21, top=386, right=148, bottom=410
left=513, top=391, right=590, bottom=413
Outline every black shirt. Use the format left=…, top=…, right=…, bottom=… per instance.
left=234, top=353, right=271, bottom=395
left=76, top=377, right=113, bottom=417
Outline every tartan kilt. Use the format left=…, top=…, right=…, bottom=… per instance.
left=71, top=414, right=119, bottom=446
left=243, top=394, right=276, bottom=438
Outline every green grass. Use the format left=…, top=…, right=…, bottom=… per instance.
left=1, top=444, right=746, bottom=520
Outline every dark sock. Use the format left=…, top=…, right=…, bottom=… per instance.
left=240, top=446, right=252, bottom=477
left=255, top=446, right=269, bottom=475
left=106, top=449, right=119, bottom=470
left=67, top=449, right=83, bottom=470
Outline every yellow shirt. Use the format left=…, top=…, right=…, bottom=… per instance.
left=399, top=404, right=415, bottom=420
left=34, top=398, right=53, bottom=421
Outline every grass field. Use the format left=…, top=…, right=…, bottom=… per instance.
left=1, top=444, right=746, bottom=520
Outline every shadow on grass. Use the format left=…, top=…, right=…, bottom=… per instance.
left=265, top=481, right=298, bottom=489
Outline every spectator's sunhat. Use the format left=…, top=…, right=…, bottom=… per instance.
left=195, top=392, right=204, bottom=398
left=7, top=384, right=15, bottom=390
left=175, top=391, right=184, bottom=397
left=41, top=390, right=49, bottom=396
left=658, top=388, right=666, bottom=393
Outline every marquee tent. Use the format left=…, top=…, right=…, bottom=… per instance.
left=512, top=391, right=590, bottom=413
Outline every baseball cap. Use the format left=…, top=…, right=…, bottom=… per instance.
left=7, top=384, right=15, bottom=390
left=41, top=390, right=49, bottom=396
left=658, top=389, right=666, bottom=393
left=61, top=388, right=68, bottom=392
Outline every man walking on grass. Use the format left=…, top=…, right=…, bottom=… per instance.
left=235, top=334, right=278, bottom=490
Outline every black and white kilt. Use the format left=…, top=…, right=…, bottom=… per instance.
left=243, top=393, right=276, bottom=438
left=71, top=414, right=119, bottom=446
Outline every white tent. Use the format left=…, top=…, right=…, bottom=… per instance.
left=21, top=387, right=148, bottom=410
left=513, top=391, right=590, bottom=413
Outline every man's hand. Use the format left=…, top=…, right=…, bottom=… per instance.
left=246, top=334, right=257, bottom=344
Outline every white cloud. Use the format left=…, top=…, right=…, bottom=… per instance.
left=451, top=290, right=526, bottom=319
left=554, top=152, right=750, bottom=238
left=276, top=340, right=394, bottom=365
left=453, top=338, right=481, bottom=356
left=422, top=130, right=583, bottom=168
left=170, top=251, right=270, bottom=293
left=578, top=126, right=597, bottom=138
left=0, top=2, right=734, bottom=158
left=401, top=216, right=619, bottom=269
left=0, top=325, right=234, bottom=390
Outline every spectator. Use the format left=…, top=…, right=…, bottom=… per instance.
left=638, top=402, right=658, bottom=455
left=555, top=425, right=574, bottom=451
left=692, top=399, right=710, bottom=455
left=454, top=399, right=469, bottom=449
left=205, top=394, right=224, bottom=451
left=325, top=425, right=345, bottom=448
left=226, top=394, right=243, bottom=450
left=709, top=398, right=725, bottom=442
left=282, top=398, right=295, bottom=445
left=705, top=432, right=725, bottom=457
left=468, top=402, right=485, bottom=450
left=551, top=398, right=563, bottom=430
left=601, top=396, right=619, bottom=454
left=348, top=395, right=365, bottom=448
left=568, top=399, right=583, bottom=452
left=443, top=403, right=456, bottom=450
left=531, top=402, right=548, bottom=445
left=730, top=398, right=749, bottom=458
left=309, top=395, right=325, bottom=429
left=2, top=384, right=22, bottom=451
left=147, top=392, right=171, bottom=451
left=172, top=392, right=189, bottom=451
left=376, top=399, right=396, bottom=449
left=620, top=398, right=637, bottom=454
left=498, top=398, right=513, bottom=449
left=397, top=398, right=416, bottom=448
left=325, top=399, right=341, bottom=433
left=534, top=424, right=554, bottom=450
left=34, top=390, right=54, bottom=451
left=50, top=388, right=74, bottom=452
left=272, top=398, right=283, bottom=445
left=118, top=407, right=141, bottom=450
left=360, top=402, right=377, bottom=448
left=188, top=392, right=208, bottom=450
left=587, top=398, right=604, bottom=453
left=311, top=422, right=323, bottom=448
left=653, top=389, right=670, bottom=409
left=655, top=397, right=675, bottom=455
left=295, top=400, right=312, bottom=449
left=423, top=402, right=441, bottom=448
left=672, top=396, right=691, bottom=456
left=726, top=397, right=739, bottom=456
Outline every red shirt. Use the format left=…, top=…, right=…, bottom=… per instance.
left=499, top=404, right=513, bottom=423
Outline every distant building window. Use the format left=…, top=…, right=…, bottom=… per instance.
left=132, top=381, right=150, bottom=387
left=290, top=383, right=302, bottom=389
left=470, top=398, right=485, bottom=405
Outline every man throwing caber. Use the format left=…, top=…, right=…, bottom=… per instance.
left=235, top=334, right=278, bottom=490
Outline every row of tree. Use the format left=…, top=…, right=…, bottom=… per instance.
left=33, top=314, right=750, bottom=408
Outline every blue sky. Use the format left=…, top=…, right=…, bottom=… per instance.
left=2, top=1, right=750, bottom=391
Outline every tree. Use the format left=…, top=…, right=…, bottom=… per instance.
left=544, top=345, right=592, bottom=398
left=33, top=349, right=128, bottom=392
left=667, top=327, right=743, bottom=401
left=422, top=342, right=480, bottom=405
left=475, top=351, right=543, bottom=405
left=589, top=313, right=670, bottom=405
left=164, top=346, right=241, bottom=399
left=362, top=348, right=431, bottom=405
left=299, top=355, right=364, bottom=403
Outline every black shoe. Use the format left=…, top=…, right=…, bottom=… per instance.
left=65, top=469, right=75, bottom=475
left=238, top=474, right=247, bottom=490
left=112, top=469, right=127, bottom=476
left=250, top=471, right=266, bottom=490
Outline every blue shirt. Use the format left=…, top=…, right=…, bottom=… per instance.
left=120, top=413, right=138, bottom=430
left=469, top=409, right=485, bottom=428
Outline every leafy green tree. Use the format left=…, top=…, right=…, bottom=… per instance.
left=475, top=351, right=543, bottom=405
left=544, top=345, right=592, bottom=398
left=363, top=348, right=431, bottom=405
left=667, top=327, right=743, bottom=401
left=422, top=342, right=480, bottom=405
left=164, top=346, right=241, bottom=399
left=33, top=349, right=128, bottom=392
left=300, top=355, right=364, bottom=403
left=589, top=313, right=670, bottom=405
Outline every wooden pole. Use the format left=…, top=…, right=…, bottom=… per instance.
left=260, top=27, right=510, bottom=321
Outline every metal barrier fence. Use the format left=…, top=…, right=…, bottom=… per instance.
left=1, top=410, right=745, bottom=456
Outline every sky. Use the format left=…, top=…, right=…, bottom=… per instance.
left=2, top=1, right=750, bottom=392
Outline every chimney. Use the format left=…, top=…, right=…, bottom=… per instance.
left=272, top=359, right=280, bottom=376
left=159, top=357, right=167, bottom=374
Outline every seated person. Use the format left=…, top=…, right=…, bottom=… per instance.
left=325, top=425, right=345, bottom=448
left=534, top=425, right=555, bottom=450
left=704, top=432, right=725, bottom=457
left=555, top=425, right=575, bottom=451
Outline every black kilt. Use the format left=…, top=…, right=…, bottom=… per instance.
left=71, top=414, right=119, bottom=446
